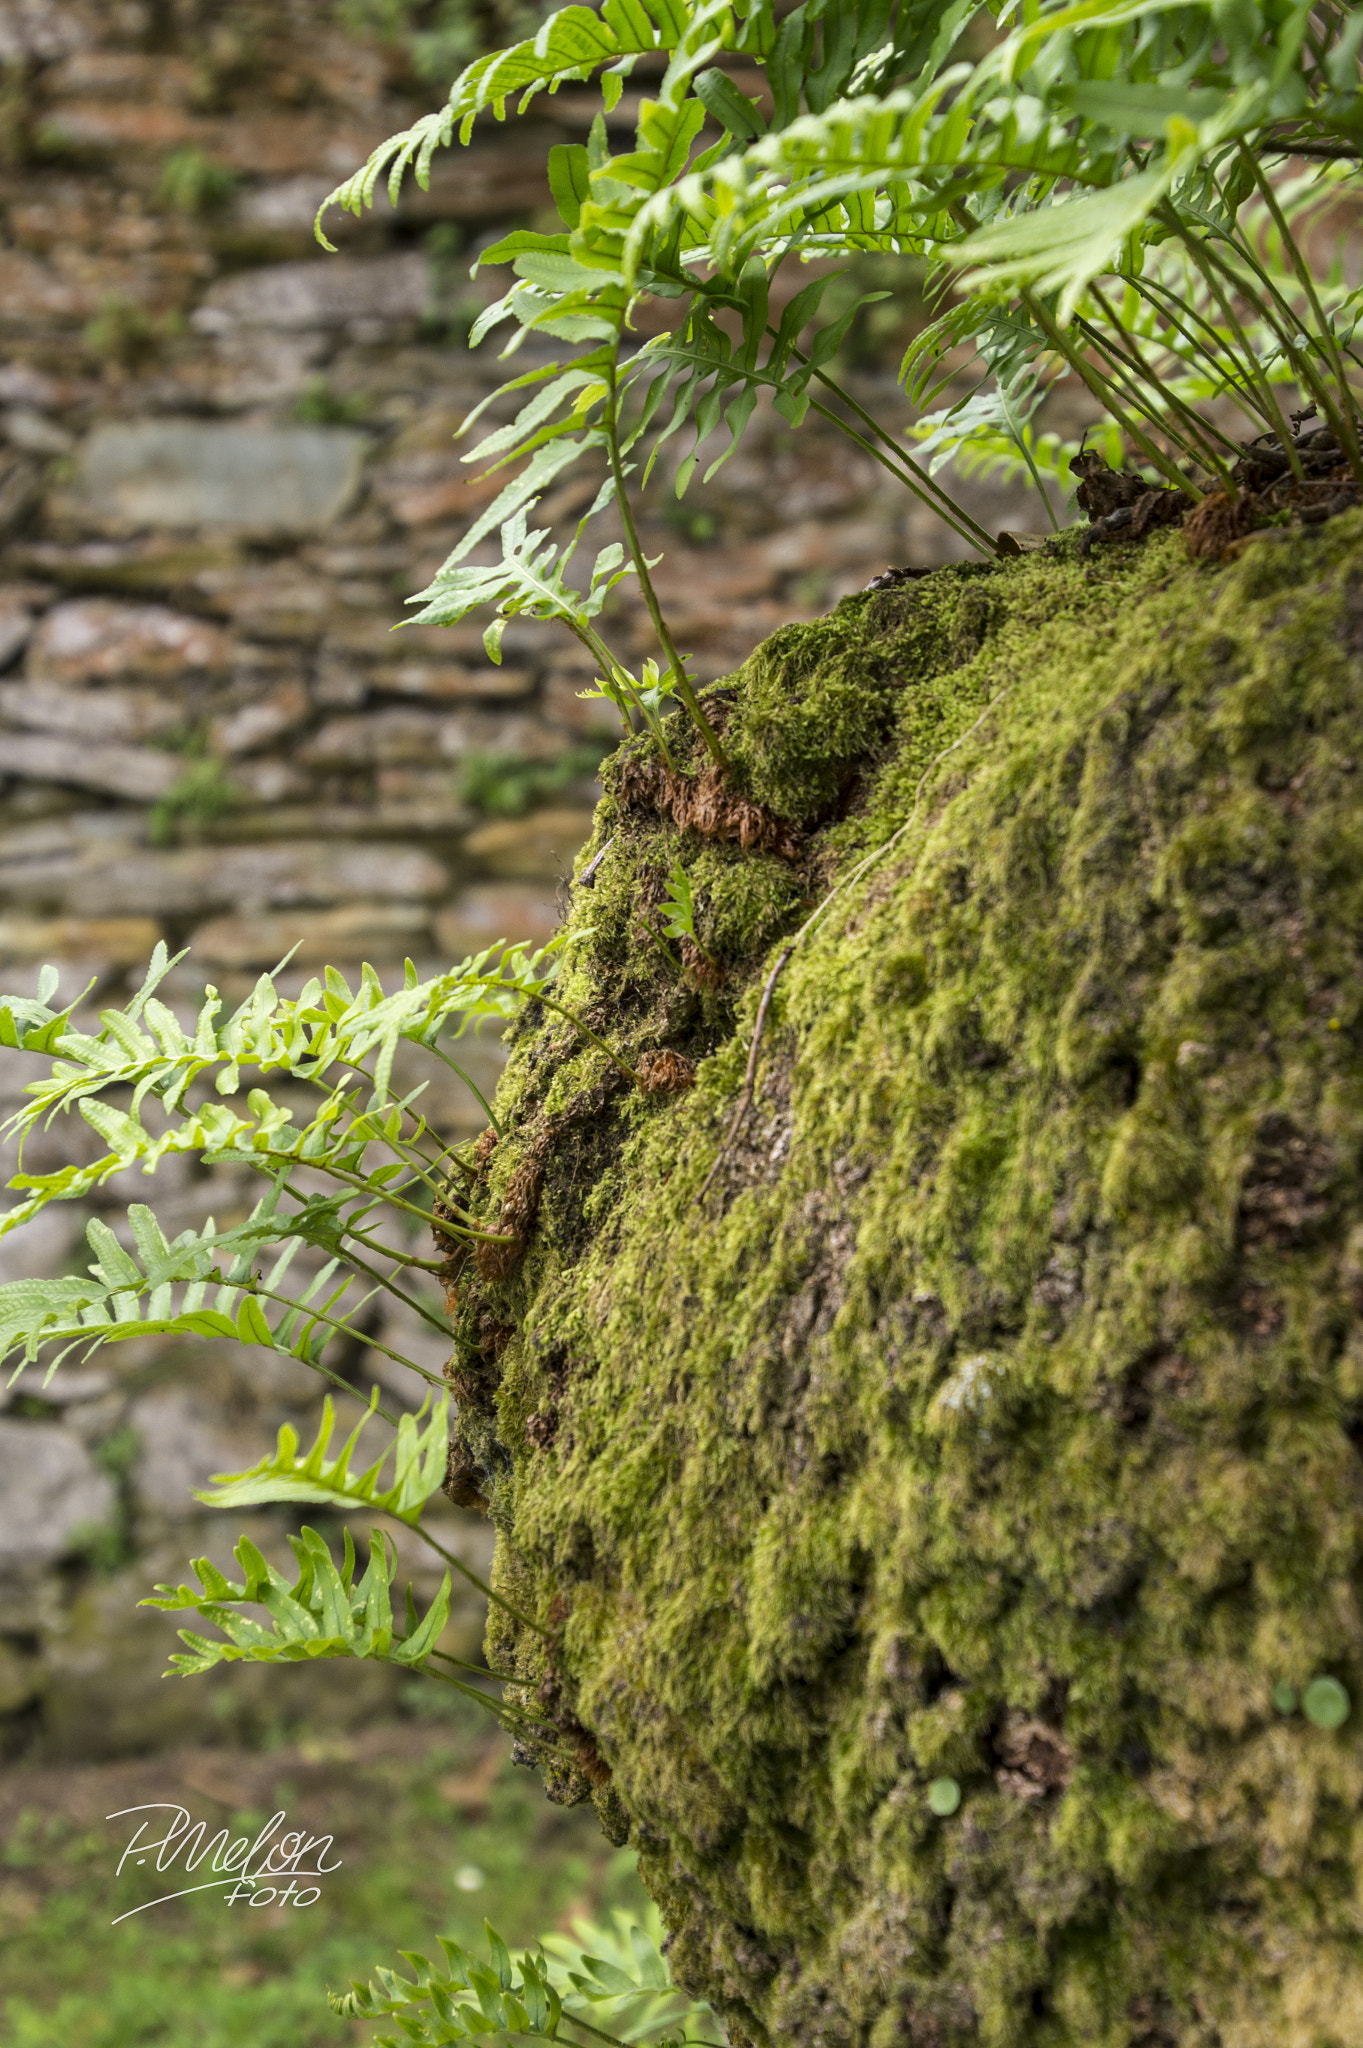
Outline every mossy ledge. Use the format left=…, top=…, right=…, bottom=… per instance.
left=448, top=517, right=1363, bottom=2048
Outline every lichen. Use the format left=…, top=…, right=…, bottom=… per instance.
left=448, top=517, right=1363, bottom=2048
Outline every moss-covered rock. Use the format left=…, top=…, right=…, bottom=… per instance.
left=449, top=517, right=1363, bottom=2048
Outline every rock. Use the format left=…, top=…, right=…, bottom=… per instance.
left=0, top=680, right=185, bottom=743
left=0, top=731, right=181, bottom=801
left=0, top=2, right=83, bottom=62
left=0, top=914, right=160, bottom=967
left=37, top=1541, right=404, bottom=1761
left=371, top=660, right=532, bottom=701
left=190, top=900, right=431, bottom=970
left=462, top=808, right=596, bottom=881
left=75, top=838, right=448, bottom=918
left=128, top=1387, right=261, bottom=1521
left=27, top=598, right=231, bottom=685
left=193, top=252, right=430, bottom=332
left=209, top=678, right=310, bottom=756
left=0, top=1637, right=39, bottom=1714
left=229, top=758, right=311, bottom=805
left=0, top=1420, right=116, bottom=1569
left=71, top=420, right=366, bottom=535
left=0, top=585, right=39, bottom=671
left=13, top=538, right=246, bottom=602
left=434, top=885, right=562, bottom=959
left=302, top=708, right=449, bottom=768
left=2, top=408, right=73, bottom=455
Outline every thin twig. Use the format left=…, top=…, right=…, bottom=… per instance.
left=695, top=684, right=1014, bottom=1203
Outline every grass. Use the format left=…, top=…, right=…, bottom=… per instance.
left=0, top=1688, right=648, bottom=2047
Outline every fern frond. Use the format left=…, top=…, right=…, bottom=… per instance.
left=195, top=1391, right=449, bottom=1524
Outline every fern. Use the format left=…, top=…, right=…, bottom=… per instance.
left=330, top=1907, right=723, bottom=2046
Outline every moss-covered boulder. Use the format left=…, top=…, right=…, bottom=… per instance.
left=449, top=516, right=1363, bottom=2048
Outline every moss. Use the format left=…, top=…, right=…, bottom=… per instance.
left=450, top=517, right=1363, bottom=2047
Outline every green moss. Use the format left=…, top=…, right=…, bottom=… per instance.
left=451, top=517, right=1363, bottom=2047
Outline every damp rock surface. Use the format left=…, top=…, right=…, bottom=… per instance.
left=451, top=518, right=1363, bottom=2048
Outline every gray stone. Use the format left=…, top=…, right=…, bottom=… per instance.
left=0, top=730, right=180, bottom=801
left=0, top=1419, right=116, bottom=1568
left=462, top=807, right=597, bottom=882
left=0, top=588, right=36, bottom=671
left=27, top=597, right=232, bottom=684
left=76, top=837, right=449, bottom=917
left=190, top=900, right=430, bottom=970
left=0, top=914, right=160, bottom=969
left=128, top=1387, right=259, bottom=1519
left=193, top=252, right=430, bottom=333
left=302, top=708, right=447, bottom=768
left=434, top=884, right=562, bottom=960
left=72, top=420, right=366, bottom=535
left=209, top=677, right=310, bottom=756
left=0, top=680, right=184, bottom=743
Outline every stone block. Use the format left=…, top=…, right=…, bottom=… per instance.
left=434, top=885, right=562, bottom=960
left=371, top=660, right=532, bottom=701
left=36, top=1544, right=404, bottom=1761
left=0, top=914, right=160, bottom=968
left=71, top=420, right=366, bottom=535
left=302, top=707, right=447, bottom=768
left=0, top=1637, right=39, bottom=1714
left=27, top=597, right=231, bottom=685
left=75, top=838, right=449, bottom=918
left=128, top=1387, right=261, bottom=1521
left=0, top=731, right=180, bottom=801
left=0, top=587, right=38, bottom=671
left=12, top=538, right=246, bottom=604
left=209, top=678, right=310, bottom=756
left=194, top=252, right=430, bottom=333
left=191, top=900, right=431, bottom=970
left=0, top=2, right=86, bottom=64
left=0, top=680, right=184, bottom=743
left=0, top=1420, right=116, bottom=1569
left=462, top=808, right=597, bottom=881
left=229, top=758, right=311, bottom=805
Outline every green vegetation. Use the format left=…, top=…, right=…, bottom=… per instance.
left=319, top=0, right=1363, bottom=771
left=157, top=146, right=238, bottom=216
left=149, top=758, right=241, bottom=846
left=0, top=1692, right=649, bottom=2048
left=457, top=745, right=606, bottom=817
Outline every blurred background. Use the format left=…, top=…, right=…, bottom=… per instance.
left=0, top=1, right=1037, bottom=2039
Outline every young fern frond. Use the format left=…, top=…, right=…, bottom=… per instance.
left=330, top=1907, right=723, bottom=2047
left=141, top=1524, right=556, bottom=1740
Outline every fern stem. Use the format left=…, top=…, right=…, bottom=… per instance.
left=481, top=975, right=644, bottom=1087
left=603, top=360, right=729, bottom=774
left=1070, top=312, right=1230, bottom=482
left=1199, top=219, right=1353, bottom=473
left=404, top=1518, right=547, bottom=1636
left=1130, top=272, right=1278, bottom=432
left=800, top=359, right=1002, bottom=555
left=246, top=1284, right=428, bottom=1403
left=424, top=1045, right=503, bottom=1134
left=1020, top=289, right=1201, bottom=499
left=1236, top=147, right=1363, bottom=481
left=1084, top=281, right=1247, bottom=469
left=334, top=1245, right=454, bottom=1351
left=1152, top=204, right=1307, bottom=482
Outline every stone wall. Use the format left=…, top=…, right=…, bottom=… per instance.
left=0, top=0, right=1030, bottom=1758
